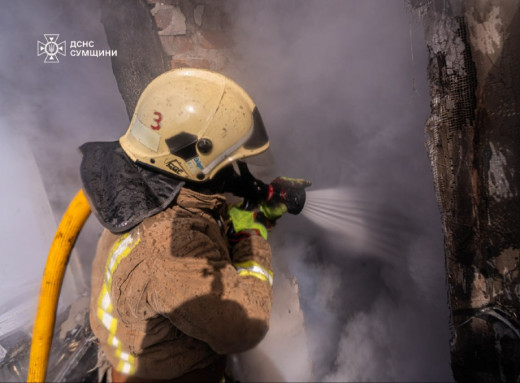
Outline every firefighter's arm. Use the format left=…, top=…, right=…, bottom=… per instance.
left=145, top=216, right=273, bottom=355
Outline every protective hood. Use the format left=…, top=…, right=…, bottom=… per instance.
left=80, top=141, right=184, bottom=233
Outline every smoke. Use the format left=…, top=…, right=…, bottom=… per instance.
left=0, top=0, right=128, bottom=286
left=229, top=1, right=453, bottom=381
left=0, top=1, right=452, bottom=381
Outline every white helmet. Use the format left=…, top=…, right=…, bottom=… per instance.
left=120, top=68, right=269, bottom=182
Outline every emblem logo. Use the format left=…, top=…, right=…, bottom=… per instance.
left=37, top=34, right=66, bottom=63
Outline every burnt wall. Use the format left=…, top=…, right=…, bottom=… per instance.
left=411, top=0, right=520, bottom=381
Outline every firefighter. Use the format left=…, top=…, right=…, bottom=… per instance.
left=80, top=68, right=282, bottom=382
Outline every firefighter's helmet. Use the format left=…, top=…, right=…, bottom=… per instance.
left=120, top=68, right=269, bottom=182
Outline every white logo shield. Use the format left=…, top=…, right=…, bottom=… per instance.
left=37, top=34, right=66, bottom=63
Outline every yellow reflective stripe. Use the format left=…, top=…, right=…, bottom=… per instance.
left=116, top=349, right=135, bottom=363
left=108, top=334, right=120, bottom=348
left=97, top=307, right=118, bottom=334
left=96, top=232, right=141, bottom=376
left=237, top=269, right=271, bottom=284
left=117, top=360, right=135, bottom=375
left=97, top=283, right=113, bottom=312
left=234, top=261, right=273, bottom=286
left=104, top=233, right=141, bottom=289
left=234, top=261, right=274, bottom=279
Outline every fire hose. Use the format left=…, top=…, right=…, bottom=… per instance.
left=27, top=189, right=91, bottom=383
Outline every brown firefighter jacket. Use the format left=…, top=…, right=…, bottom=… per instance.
left=89, top=188, right=273, bottom=380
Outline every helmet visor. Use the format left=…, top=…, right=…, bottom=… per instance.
left=243, top=107, right=269, bottom=150
left=243, top=146, right=274, bottom=167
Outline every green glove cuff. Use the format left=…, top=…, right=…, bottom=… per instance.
left=260, top=202, right=288, bottom=221
left=228, top=206, right=268, bottom=240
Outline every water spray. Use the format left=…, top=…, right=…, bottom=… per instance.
left=301, top=187, right=414, bottom=258
left=223, top=162, right=409, bottom=259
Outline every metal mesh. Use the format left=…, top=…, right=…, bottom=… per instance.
left=423, top=13, right=477, bottom=241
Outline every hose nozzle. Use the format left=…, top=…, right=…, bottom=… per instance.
left=266, top=177, right=312, bottom=215
left=228, top=161, right=311, bottom=215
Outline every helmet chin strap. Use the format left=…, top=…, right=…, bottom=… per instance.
left=183, top=164, right=240, bottom=195
left=183, top=160, right=266, bottom=200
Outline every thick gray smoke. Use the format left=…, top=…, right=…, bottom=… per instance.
left=229, top=1, right=453, bottom=381
left=0, top=1, right=453, bottom=381
left=0, top=0, right=126, bottom=329
left=0, top=0, right=127, bottom=283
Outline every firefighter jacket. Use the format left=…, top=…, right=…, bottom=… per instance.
left=89, top=187, right=273, bottom=380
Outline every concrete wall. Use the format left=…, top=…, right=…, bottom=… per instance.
left=149, top=0, right=236, bottom=71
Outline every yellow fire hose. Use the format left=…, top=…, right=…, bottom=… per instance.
left=27, top=189, right=91, bottom=382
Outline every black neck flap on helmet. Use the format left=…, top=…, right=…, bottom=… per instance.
left=79, top=141, right=185, bottom=233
